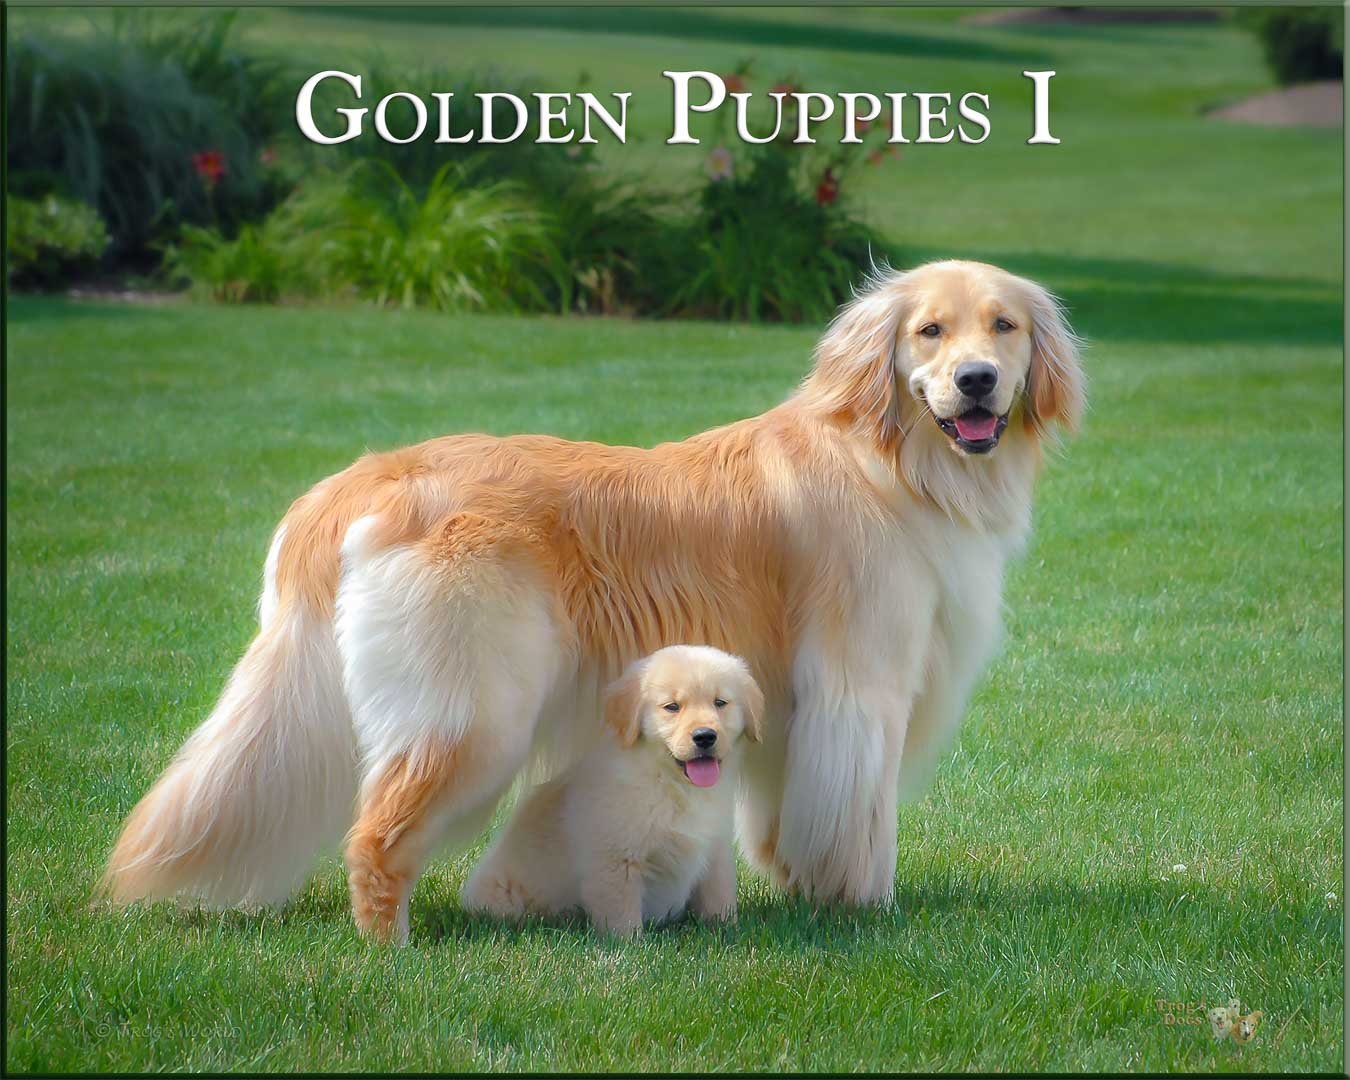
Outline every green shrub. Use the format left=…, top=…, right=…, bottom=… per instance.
left=114, top=10, right=295, bottom=142
left=312, top=161, right=557, bottom=312
left=163, top=219, right=312, bottom=304
left=1240, top=7, right=1343, bottom=85
left=669, top=148, right=881, bottom=323
left=535, top=174, right=671, bottom=316
left=665, top=67, right=893, bottom=322
left=306, top=64, right=671, bottom=315
left=5, top=13, right=293, bottom=260
left=167, top=162, right=559, bottom=313
left=6, top=194, right=111, bottom=287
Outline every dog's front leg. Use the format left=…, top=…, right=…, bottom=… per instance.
left=690, top=838, right=737, bottom=922
left=581, top=856, right=644, bottom=940
left=776, top=604, right=933, bottom=905
left=775, top=697, right=907, bottom=906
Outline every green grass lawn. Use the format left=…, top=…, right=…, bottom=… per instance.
left=5, top=6, right=1344, bottom=1074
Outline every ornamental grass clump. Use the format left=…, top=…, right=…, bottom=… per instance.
left=5, top=12, right=291, bottom=262
left=167, top=162, right=560, bottom=313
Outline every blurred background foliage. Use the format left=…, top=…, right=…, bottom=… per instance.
left=1239, top=5, right=1343, bottom=84
left=5, top=10, right=891, bottom=320
left=4, top=6, right=1342, bottom=321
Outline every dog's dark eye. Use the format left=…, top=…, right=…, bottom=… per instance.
left=714, top=698, right=727, bottom=708
left=663, top=702, right=680, bottom=713
left=994, top=317, right=1016, bottom=333
left=919, top=323, right=941, bottom=338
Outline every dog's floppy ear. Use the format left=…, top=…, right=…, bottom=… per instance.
left=737, top=666, right=765, bottom=743
left=603, top=662, right=645, bottom=748
left=1022, top=280, right=1086, bottom=437
left=801, top=270, right=909, bottom=455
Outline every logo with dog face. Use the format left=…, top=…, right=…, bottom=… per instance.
left=1156, top=997, right=1262, bottom=1045
left=1207, top=998, right=1263, bottom=1044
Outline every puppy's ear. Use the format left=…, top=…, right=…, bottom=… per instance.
left=603, top=664, right=645, bottom=748
left=1022, top=280, right=1086, bottom=437
left=801, top=271, right=909, bottom=454
left=737, top=667, right=765, bottom=743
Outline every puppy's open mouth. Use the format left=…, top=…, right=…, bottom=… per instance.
left=934, top=407, right=1008, bottom=455
left=678, top=755, right=721, bottom=788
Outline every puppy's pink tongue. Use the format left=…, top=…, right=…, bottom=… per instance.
left=955, top=413, right=998, bottom=441
left=683, top=758, right=721, bottom=788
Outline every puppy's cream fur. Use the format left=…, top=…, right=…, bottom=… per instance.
left=102, top=260, right=1085, bottom=943
left=461, top=646, right=762, bottom=938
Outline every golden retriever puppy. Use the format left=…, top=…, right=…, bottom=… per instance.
left=1208, top=1004, right=1235, bottom=1040
left=103, top=259, right=1084, bottom=943
left=460, top=646, right=762, bottom=938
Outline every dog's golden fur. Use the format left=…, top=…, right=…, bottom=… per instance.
left=103, top=260, right=1083, bottom=941
left=460, top=645, right=761, bottom=938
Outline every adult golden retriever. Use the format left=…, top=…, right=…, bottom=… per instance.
left=104, top=259, right=1084, bottom=943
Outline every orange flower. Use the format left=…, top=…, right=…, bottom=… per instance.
left=815, top=169, right=839, bottom=206
left=192, top=150, right=227, bottom=188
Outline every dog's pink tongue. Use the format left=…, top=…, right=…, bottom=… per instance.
left=684, top=758, right=721, bottom=788
left=955, top=413, right=998, bottom=441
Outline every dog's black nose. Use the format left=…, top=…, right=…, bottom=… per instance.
left=954, top=361, right=998, bottom=398
left=692, top=728, right=717, bottom=750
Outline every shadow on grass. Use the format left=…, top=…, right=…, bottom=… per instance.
left=9, top=249, right=1341, bottom=349
left=410, top=874, right=1338, bottom=954
left=5, top=296, right=167, bottom=325
left=900, top=246, right=1343, bottom=347
left=296, top=5, right=1048, bottom=65
left=119, top=858, right=1338, bottom=961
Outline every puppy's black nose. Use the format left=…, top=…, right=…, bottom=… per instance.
left=954, top=361, right=998, bottom=398
left=692, top=728, right=717, bottom=750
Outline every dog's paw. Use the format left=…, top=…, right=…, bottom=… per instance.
left=461, top=873, right=534, bottom=919
left=693, top=897, right=737, bottom=924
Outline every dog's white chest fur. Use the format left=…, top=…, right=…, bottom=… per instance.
left=566, top=761, right=733, bottom=922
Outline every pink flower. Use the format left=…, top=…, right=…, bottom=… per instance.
left=192, top=150, right=227, bottom=188
left=815, top=169, right=839, bottom=206
left=770, top=80, right=799, bottom=96
left=706, top=146, right=734, bottom=182
left=723, top=73, right=748, bottom=94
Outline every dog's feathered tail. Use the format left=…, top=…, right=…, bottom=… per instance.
left=101, top=608, right=356, bottom=908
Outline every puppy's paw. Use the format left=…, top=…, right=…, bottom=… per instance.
left=600, top=919, right=643, bottom=942
left=693, top=896, right=737, bottom=924
left=461, top=873, right=532, bottom=919
left=706, top=904, right=739, bottom=925
left=585, top=904, right=643, bottom=940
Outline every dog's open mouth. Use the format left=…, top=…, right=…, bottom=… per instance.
left=935, top=407, right=1008, bottom=454
left=679, top=755, right=721, bottom=788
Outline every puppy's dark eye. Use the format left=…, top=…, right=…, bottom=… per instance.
left=663, top=702, right=680, bottom=713
left=714, top=698, right=727, bottom=708
left=995, top=317, right=1016, bottom=333
left=919, top=323, right=941, bottom=338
